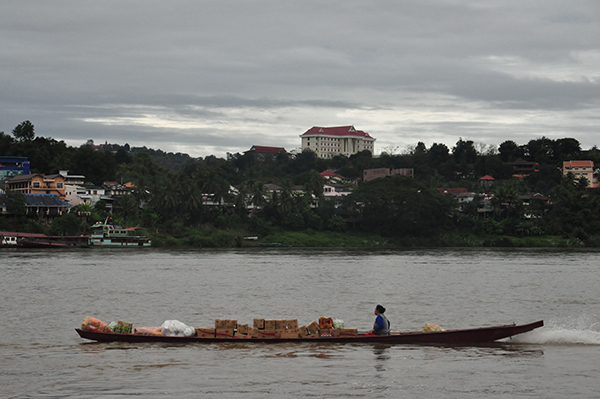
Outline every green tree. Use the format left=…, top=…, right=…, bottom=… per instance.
left=350, top=175, right=455, bottom=237
left=12, top=120, right=35, bottom=142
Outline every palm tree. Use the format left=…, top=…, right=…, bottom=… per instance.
left=276, top=179, right=295, bottom=227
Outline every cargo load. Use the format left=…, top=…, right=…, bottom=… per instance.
left=319, top=316, right=334, bottom=329
left=161, top=320, right=195, bottom=337
left=423, top=323, right=446, bottom=333
left=81, top=316, right=112, bottom=333
left=114, top=320, right=133, bottom=334
left=134, top=326, right=162, bottom=336
left=195, top=328, right=216, bottom=338
left=215, top=328, right=235, bottom=339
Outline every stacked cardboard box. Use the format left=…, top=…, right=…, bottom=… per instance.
left=215, top=319, right=238, bottom=329
left=253, top=318, right=265, bottom=329
left=286, top=319, right=299, bottom=330
left=197, top=316, right=359, bottom=339
left=195, top=328, right=216, bottom=338
left=215, top=328, right=235, bottom=339
left=339, top=328, right=358, bottom=337
left=280, top=330, right=300, bottom=339
left=319, top=316, right=334, bottom=329
left=319, top=328, right=341, bottom=337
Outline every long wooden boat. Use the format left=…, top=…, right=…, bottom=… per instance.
left=19, top=235, right=90, bottom=248
left=76, top=320, right=543, bottom=345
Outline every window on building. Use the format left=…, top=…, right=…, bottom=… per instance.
left=33, top=182, right=40, bottom=188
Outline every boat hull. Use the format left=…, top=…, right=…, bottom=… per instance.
left=76, top=320, right=543, bottom=345
left=89, top=237, right=151, bottom=247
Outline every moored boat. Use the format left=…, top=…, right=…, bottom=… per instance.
left=89, top=219, right=151, bottom=247
left=1, top=231, right=89, bottom=248
left=76, top=320, right=543, bottom=345
left=19, top=235, right=90, bottom=248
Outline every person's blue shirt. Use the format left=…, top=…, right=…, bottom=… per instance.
left=373, top=313, right=390, bottom=335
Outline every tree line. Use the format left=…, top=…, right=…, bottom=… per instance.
left=2, top=120, right=600, bottom=245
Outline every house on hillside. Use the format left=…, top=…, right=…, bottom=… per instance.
left=507, top=159, right=539, bottom=177
left=323, top=183, right=352, bottom=208
left=300, top=126, right=375, bottom=158
left=0, top=193, right=72, bottom=217
left=4, top=173, right=67, bottom=200
left=479, top=175, right=495, bottom=187
left=363, top=167, right=414, bottom=182
left=0, top=156, right=31, bottom=190
left=562, top=160, right=598, bottom=188
left=244, top=145, right=289, bottom=161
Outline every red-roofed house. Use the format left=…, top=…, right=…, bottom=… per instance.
left=562, top=160, right=598, bottom=188
left=245, top=145, right=289, bottom=160
left=300, top=126, right=375, bottom=158
left=479, top=175, right=495, bottom=186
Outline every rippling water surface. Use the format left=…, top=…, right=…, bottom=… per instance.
left=1, top=248, right=599, bottom=398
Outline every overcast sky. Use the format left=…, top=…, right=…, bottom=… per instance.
left=2, top=1, right=599, bottom=158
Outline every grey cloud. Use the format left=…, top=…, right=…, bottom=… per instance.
left=2, top=0, right=600, bottom=157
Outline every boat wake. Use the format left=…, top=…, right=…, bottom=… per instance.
left=510, top=316, right=600, bottom=345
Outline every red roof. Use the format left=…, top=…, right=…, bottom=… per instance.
left=563, top=160, right=593, bottom=168
left=320, top=171, right=347, bottom=180
left=248, top=146, right=288, bottom=154
left=479, top=175, right=495, bottom=181
left=300, top=126, right=374, bottom=139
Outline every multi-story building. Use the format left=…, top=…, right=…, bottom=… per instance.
left=5, top=173, right=66, bottom=200
left=300, top=126, right=375, bottom=158
left=562, top=160, right=598, bottom=188
left=0, top=156, right=30, bottom=190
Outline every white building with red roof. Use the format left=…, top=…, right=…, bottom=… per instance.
left=562, top=160, right=598, bottom=188
left=300, top=126, right=375, bottom=158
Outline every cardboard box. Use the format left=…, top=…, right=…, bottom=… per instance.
left=215, top=319, right=237, bottom=329
left=339, top=328, right=358, bottom=336
left=253, top=318, right=265, bottom=330
left=195, top=328, right=215, bottom=338
left=264, top=319, right=277, bottom=330
left=286, top=319, right=299, bottom=330
left=233, top=333, right=251, bottom=339
left=237, top=324, right=249, bottom=335
left=275, top=319, right=286, bottom=331
left=255, top=329, right=278, bottom=339
left=298, top=326, right=310, bottom=337
left=304, top=333, right=320, bottom=338
left=215, top=319, right=227, bottom=329
left=215, top=328, right=235, bottom=339
left=319, top=316, right=333, bottom=329
left=280, top=331, right=300, bottom=339
left=306, top=321, right=319, bottom=334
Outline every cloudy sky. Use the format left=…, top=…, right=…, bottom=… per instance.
left=2, top=1, right=599, bottom=158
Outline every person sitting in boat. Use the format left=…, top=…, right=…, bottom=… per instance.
left=368, top=304, right=390, bottom=335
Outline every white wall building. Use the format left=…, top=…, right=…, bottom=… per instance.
left=300, top=126, right=375, bottom=158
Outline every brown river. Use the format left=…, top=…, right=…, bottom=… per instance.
left=1, top=248, right=599, bottom=398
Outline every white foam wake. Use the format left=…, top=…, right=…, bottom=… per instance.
left=510, top=316, right=600, bottom=345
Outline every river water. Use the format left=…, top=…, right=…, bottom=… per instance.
left=1, top=248, right=599, bottom=398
